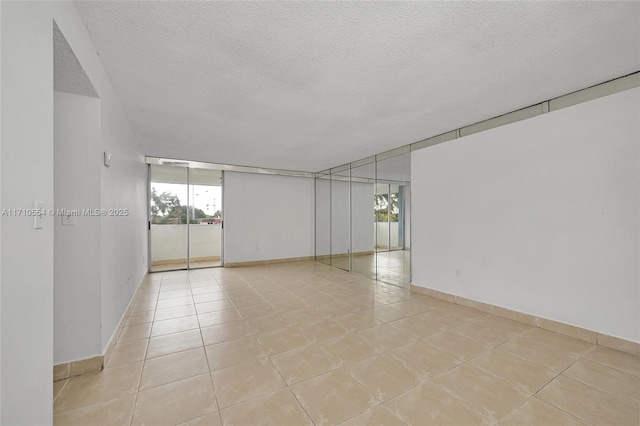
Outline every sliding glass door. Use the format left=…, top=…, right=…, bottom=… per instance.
left=149, top=165, right=223, bottom=272
left=149, top=165, right=189, bottom=271
left=188, top=168, right=223, bottom=269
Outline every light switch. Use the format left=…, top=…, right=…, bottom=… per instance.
left=34, top=201, right=44, bottom=230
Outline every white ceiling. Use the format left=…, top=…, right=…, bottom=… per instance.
left=54, top=21, right=98, bottom=98
left=74, top=1, right=639, bottom=172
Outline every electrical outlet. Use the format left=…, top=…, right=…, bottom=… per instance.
left=456, top=269, right=462, bottom=277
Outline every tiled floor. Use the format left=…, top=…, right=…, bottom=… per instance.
left=54, top=261, right=640, bottom=425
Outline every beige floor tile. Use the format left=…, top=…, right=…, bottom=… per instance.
left=205, top=336, right=266, bottom=371
left=118, top=323, right=152, bottom=343
left=136, top=292, right=159, bottom=301
left=319, top=333, right=379, bottom=366
left=156, top=296, right=194, bottom=309
left=356, top=325, right=414, bottom=353
left=537, top=376, right=639, bottom=425
left=498, top=337, right=579, bottom=373
left=131, top=374, right=217, bottom=426
left=245, top=312, right=293, bottom=334
left=384, top=381, right=482, bottom=425
left=212, top=358, right=287, bottom=409
left=360, top=305, right=409, bottom=323
left=256, top=327, right=311, bottom=355
left=299, top=292, right=336, bottom=306
left=158, top=289, right=192, bottom=300
left=236, top=302, right=278, bottom=319
left=340, top=404, right=406, bottom=426
left=53, top=394, right=136, bottom=426
left=388, top=317, right=442, bottom=339
left=225, top=288, right=259, bottom=300
left=201, top=321, right=252, bottom=346
left=290, top=370, right=377, bottom=425
left=298, top=318, right=348, bottom=342
left=449, top=320, right=513, bottom=348
left=130, top=300, right=157, bottom=313
left=54, top=362, right=143, bottom=413
left=469, top=349, right=558, bottom=394
left=375, top=292, right=410, bottom=305
left=562, top=358, right=640, bottom=403
left=193, top=291, right=228, bottom=303
left=387, top=341, right=461, bottom=379
left=231, top=296, right=266, bottom=309
left=260, top=290, right=296, bottom=303
left=146, top=329, right=203, bottom=359
left=519, top=328, right=595, bottom=356
left=154, top=304, right=197, bottom=322
left=270, top=298, right=310, bottom=312
left=386, top=300, right=437, bottom=316
left=442, top=304, right=487, bottom=321
left=151, top=315, right=200, bottom=337
left=315, top=301, right=355, bottom=318
left=178, top=412, right=223, bottom=426
left=195, top=299, right=234, bottom=314
left=473, top=316, right=532, bottom=335
left=583, top=346, right=640, bottom=376
left=425, top=330, right=488, bottom=361
left=283, top=307, right=323, bottom=326
left=333, top=312, right=382, bottom=332
left=198, top=309, right=242, bottom=327
left=434, top=364, right=529, bottom=423
left=126, top=310, right=155, bottom=326
left=53, top=379, right=67, bottom=401
left=140, top=347, right=209, bottom=391
left=106, top=339, right=148, bottom=368
left=271, top=344, right=338, bottom=384
left=220, top=387, right=312, bottom=425
left=415, top=308, right=468, bottom=330
left=500, top=397, right=586, bottom=426
left=345, top=354, right=421, bottom=402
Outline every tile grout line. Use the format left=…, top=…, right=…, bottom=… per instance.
left=127, top=272, right=161, bottom=426
left=191, top=272, right=224, bottom=424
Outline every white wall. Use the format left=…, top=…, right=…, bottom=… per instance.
left=224, top=172, right=314, bottom=263
left=1, top=2, right=147, bottom=422
left=54, top=91, right=102, bottom=364
left=99, top=68, right=148, bottom=351
left=412, top=88, right=639, bottom=343
left=1, top=3, right=56, bottom=423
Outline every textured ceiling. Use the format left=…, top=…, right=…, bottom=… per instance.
left=54, top=21, right=98, bottom=98
left=74, top=1, right=639, bottom=172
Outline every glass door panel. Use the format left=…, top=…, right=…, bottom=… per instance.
left=351, top=161, right=376, bottom=280
left=150, top=165, right=188, bottom=271
left=188, top=168, right=223, bottom=269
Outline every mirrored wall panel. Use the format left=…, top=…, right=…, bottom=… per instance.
left=314, top=152, right=410, bottom=287
left=351, top=160, right=376, bottom=280
left=331, top=166, right=350, bottom=271
left=315, top=172, right=331, bottom=266
left=376, top=153, right=411, bottom=287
